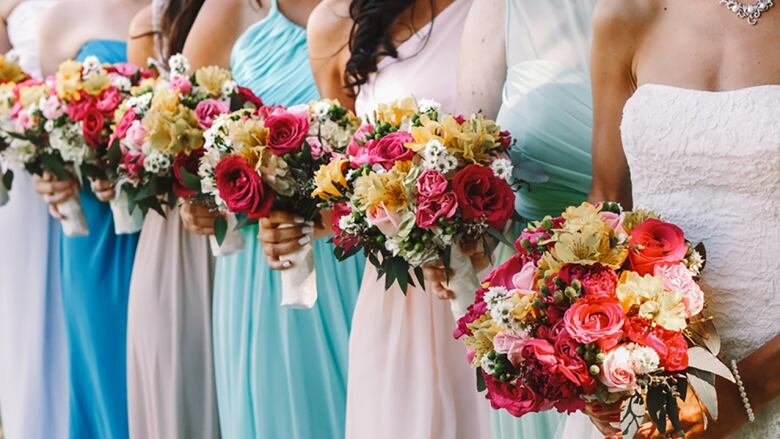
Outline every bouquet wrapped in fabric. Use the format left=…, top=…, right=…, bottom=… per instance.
left=0, top=50, right=30, bottom=205
left=199, top=99, right=361, bottom=307
left=313, top=97, right=517, bottom=318
left=455, top=201, right=733, bottom=437
left=145, top=54, right=266, bottom=255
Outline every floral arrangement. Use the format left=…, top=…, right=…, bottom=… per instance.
left=454, top=201, right=732, bottom=436
left=313, top=97, right=517, bottom=316
left=198, top=98, right=361, bottom=306
left=106, top=54, right=261, bottom=233
left=0, top=50, right=31, bottom=203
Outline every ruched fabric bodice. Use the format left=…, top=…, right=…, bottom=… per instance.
left=622, top=83, right=780, bottom=438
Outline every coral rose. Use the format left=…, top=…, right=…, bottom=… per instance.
left=563, top=298, right=624, bottom=350
left=629, top=218, right=687, bottom=275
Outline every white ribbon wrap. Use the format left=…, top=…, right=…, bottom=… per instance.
left=58, top=195, right=89, bottom=237
left=443, top=245, right=482, bottom=320
left=110, top=190, right=144, bottom=234
left=209, top=213, right=245, bottom=257
left=280, top=240, right=317, bottom=308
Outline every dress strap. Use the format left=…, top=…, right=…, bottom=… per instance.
left=270, top=0, right=278, bottom=11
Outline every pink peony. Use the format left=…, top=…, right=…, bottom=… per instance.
left=110, top=110, right=137, bottom=147
left=109, top=63, right=140, bottom=77
left=124, top=121, right=148, bottom=148
left=416, top=169, right=449, bottom=198
left=415, top=192, right=457, bottom=228
left=194, top=99, right=230, bottom=129
left=563, top=298, right=625, bottom=350
left=581, top=264, right=619, bottom=300
left=366, top=203, right=402, bottom=237
left=654, top=263, right=704, bottom=317
left=599, top=346, right=637, bottom=393
left=170, top=76, right=192, bottom=94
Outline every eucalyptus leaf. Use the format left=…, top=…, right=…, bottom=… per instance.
left=214, top=215, right=228, bottom=246
left=179, top=168, right=202, bottom=192
left=486, top=226, right=514, bottom=248
left=413, top=266, right=426, bottom=292
left=688, top=369, right=718, bottom=421
left=687, top=346, right=734, bottom=382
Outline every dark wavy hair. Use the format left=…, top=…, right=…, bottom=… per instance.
left=346, top=0, right=434, bottom=92
left=158, top=0, right=207, bottom=59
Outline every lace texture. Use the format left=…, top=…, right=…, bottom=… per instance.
left=622, top=83, right=780, bottom=437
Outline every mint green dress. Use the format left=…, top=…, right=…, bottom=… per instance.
left=492, top=1, right=596, bottom=437
left=212, top=2, right=365, bottom=438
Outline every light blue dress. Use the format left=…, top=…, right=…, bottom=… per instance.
left=492, top=1, right=596, bottom=437
left=212, top=2, right=365, bottom=437
left=60, top=40, right=138, bottom=439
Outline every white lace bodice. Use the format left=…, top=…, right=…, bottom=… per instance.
left=622, top=83, right=780, bottom=437
left=6, top=0, right=54, bottom=78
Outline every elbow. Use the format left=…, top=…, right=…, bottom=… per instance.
left=588, top=179, right=632, bottom=210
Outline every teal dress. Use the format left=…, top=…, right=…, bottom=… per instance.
left=492, top=1, right=595, bottom=437
left=212, top=2, right=365, bottom=437
left=60, top=40, right=138, bottom=439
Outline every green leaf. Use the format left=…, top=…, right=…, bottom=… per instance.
left=687, top=346, right=734, bottom=382
left=476, top=368, right=486, bottom=392
left=413, top=266, right=426, bottom=291
left=81, top=163, right=105, bottom=180
left=40, top=154, right=70, bottom=181
left=106, top=140, right=121, bottom=168
left=688, top=369, right=718, bottom=420
left=486, top=226, right=514, bottom=248
left=234, top=215, right=251, bottom=231
left=667, top=388, right=684, bottom=438
left=646, top=385, right=668, bottom=434
left=214, top=215, right=228, bottom=246
left=443, top=246, right=452, bottom=284
left=2, top=169, right=13, bottom=190
left=179, top=167, right=202, bottom=192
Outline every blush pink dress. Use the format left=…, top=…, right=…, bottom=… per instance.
left=346, top=1, right=491, bottom=438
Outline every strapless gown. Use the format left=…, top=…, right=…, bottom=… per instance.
left=60, top=39, right=139, bottom=439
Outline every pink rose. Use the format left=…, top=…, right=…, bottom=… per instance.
left=346, top=124, right=375, bottom=168
left=15, top=109, right=32, bottom=130
left=416, top=169, right=449, bottom=198
left=485, top=254, right=529, bottom=291
left=563, top=298, right=625, bottom=350
left=493, top=331, right=530, bottom=367
left=110, top=110, right=137, bottom=147
left=511, top=260, right=537, bottom=294
left=194, top=99, right=230, bottom=129
left=108, top=63, right=140, bottom=77
left=599, top=346, right=637, bottom=393
left=599, top=210, right=628, bottom=239
left=366, top=203, right=402, bottom=237
left=42, top=95, right=65, bottom=120
left=629, top=218, right=688, bottom=275
left=265, top=111, right=309, bottom=155
left=170, top=76, right=192, bottom=94
left=483, top=373, right=545, bottom=418
left=124, top=121, right=148, bottom=148
left=415, top=192, right=457, bottom=228
left=581, top=264, right=619, bottom=300
left=236, top=86, right=263, bottom=107
left=367, top=131, right=414, bottom=169
left=654, top=263, right=704, bottom=317
left=96, top=87, right=122, bottom=113
left=65, top=92, right=96, bottom=121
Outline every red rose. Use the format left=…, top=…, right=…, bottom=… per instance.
left=82, top=109, right=106, bottom=149
left=563, top=298, right=625, bottom=350
left=483, top=372, right=546, bottom=418
left=237, top=86, right=263, bottom=107
left=581, top=264, right=619, bottom=300
left=265, top=111, right=309, bottom=155
left=629, top=218, right=688, bottom=275
left=96, top=87, right=122, bottom=113
left=66, top=91, right=96, bottom=121
left=452, top=164, right=515, bottom=229
left=215, top=155, right=274, bottom=219
left=557, top=264, right=589, bottom=285
left=172, top=148, right=205, bottom=198
left=554, top=331, right=597, bottom=393
left=484, top=253, right=527, bottom=290
left=367, top=131, right=414, bottom=169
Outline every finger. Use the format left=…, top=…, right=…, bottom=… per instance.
left=265, top=210, right=305, bottom=225
left=432, top=284, right=455, bottom=300
left=48, top=204, right=64, bottom=220
left=273, top=236, right=310, bottom=258
left=258, top=224, right=311, bottom=244
left=193, top=215, right=217, bottom=229
left=44, top=188, right=75, bottom=205
left=42, top=171, right=54, bottom=182
left=94, top=190, right=115, bottom=202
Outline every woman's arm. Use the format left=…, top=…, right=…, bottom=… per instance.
left=455, top=0, right=506, bottom=119
left=182, top=0, right=257, bottom=69
left=127, top=4, right=155, bottom=66
left=307, top=0, right=353, bottom=110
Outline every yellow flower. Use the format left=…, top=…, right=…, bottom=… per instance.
left=616, top=272, right=687, bottom=331
left=444, top=113, right=504, bottom=164
left=18, top=84, right=48, bottom=108
left=0, top=55, right=26, bottom=84
left=143, top=88, right=203, bottom=155
left=353, top=167, right=409, bottom=212
left=405, top=115, right=445, bottom=152
left=195, top=66, right=232, bottom=96
left=81, top=70, right=110, bottom=96
left=623, top=209, right=661, bottom=233
left=312, top=157, right=348, bottom=200
left=463, top=313, right=500, bottom=367
left=0, top=83, right=15, bottom=112
left=373, top=96, right=417, bottom=126
left=510, top=292, right=538, bottom=322
left=55, top=60, right=84, bottom=100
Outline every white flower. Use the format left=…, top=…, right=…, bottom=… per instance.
left=628, top=344, right=660, bottom=375
left=484, top=286, right=512, bottom=310
left=417, top=99, right=441, bottom=114
left=81, top=56, right=101, bottom=75
left=312, top=101, right=331, bottom=120
left=128, top=93, right=152, bottom=113
left=438, top=155, right=458, bottom=173
left=44, top=120, right=54, bottom=132
left=111, top=75, right=132, bottom=93
left=480, top=354, right=498, bottom=375
left=490, top=300, right=516, bottom=330
left=143, top=151, right=171, bottom=174
left=5, top=139, right=36, bottom=165
left=168, top=54, right=190, bottom=77
left=491, top=158, right=514, bottom=183
left=686, top=250, right=705, bottom=276
left=220, top=80, right=238, bottom=98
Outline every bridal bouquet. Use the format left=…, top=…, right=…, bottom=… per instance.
left=313, top=97, right=516, bottom=318
left=0, top=50, right=30, bottom=205
left=455, top=202, right=733, bottom=436
left=199, top=99, right=360, bottom=307
left=140, top=54, right=266, bottom=254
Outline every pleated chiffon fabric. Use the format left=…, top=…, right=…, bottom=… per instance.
left=212, top=1, right=365, bottom=437
left=126, top=208, right=218, bottom=439
left=60, top=39, right=139, bottom=439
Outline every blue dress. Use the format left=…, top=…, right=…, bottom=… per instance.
left=60, top=40, right=139, bottom=439
left=492, top=1, right=596, bottom=438
left=212, top=2, right=366, bottom=437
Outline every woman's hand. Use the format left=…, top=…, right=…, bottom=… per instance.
left=89, top=178, right=115, bottom=202
left=584, top=401, right=623, bottom=439
left=423, top=240, right=491, bottom=301
left=33, top=171, right=77, bottom=219
left=180, top=202, right=218, bottom=235
left=258, top=211, right=315, bottom=270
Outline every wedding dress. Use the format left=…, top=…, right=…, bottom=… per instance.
left=621, top=83, right=780, bottom=437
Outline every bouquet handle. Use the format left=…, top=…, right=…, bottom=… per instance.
left=110, top=189, right=144, bottom=235
left=58, top=194, right=89, bottom=237
left=279, top=240, right=317, bottom=308
left=209, top=213, right=245, bottom=257
left=444, top=245, right=482, bottom=320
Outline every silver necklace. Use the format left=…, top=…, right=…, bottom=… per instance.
left=720, top=0, right=775, bottom=25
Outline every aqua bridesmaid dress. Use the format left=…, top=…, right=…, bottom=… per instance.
left=212, top=2, right=365, bottom=437
left=492, top=1, right=597, bottom=438
left=60, top=40, right=139, bottom=439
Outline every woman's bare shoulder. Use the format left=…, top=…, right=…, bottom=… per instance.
left=308, top=0, right=352, bottom=56
left=593, top=0, right=661, bottom=37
